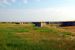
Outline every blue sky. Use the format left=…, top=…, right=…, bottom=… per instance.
left=0, top=0, right=75, bottom=22
left=0, top=0, right=66, bottom=9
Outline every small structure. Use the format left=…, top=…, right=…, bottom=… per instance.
left=32, top=22, right=46, bottom=27
left=33, top=21, right=75, bottom=27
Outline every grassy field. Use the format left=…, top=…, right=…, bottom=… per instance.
left=0, top=23, right=75, bottom=50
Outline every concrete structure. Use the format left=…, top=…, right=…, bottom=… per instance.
left=32, top=22, right=46, bottom=27
left=33, top=21, right=75, bottom=27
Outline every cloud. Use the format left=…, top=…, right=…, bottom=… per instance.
left=0, top=0, right=41, bottom=6
left=0, top=3, right=6, bottom=7
left=0, top=7, right=75, bottom=22
left=11, top=0, right=16, bottom=3
left=0, top=0, right=3, bottom=2
left=36, top=0, right=40, bottom=2
left=0, top=0, right=9, bottom=7
left=0, top=0, right=11, bottom=6
left=3, top=0, right=10, bottom=5
left=23, top=0, right=28, bottom=4
left=22, top=0, right=41, bottom=3
left=0, top=0, right=16, bottom=7
left=1, top=0, right=16, bottom=5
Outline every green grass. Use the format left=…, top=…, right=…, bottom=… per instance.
left=0, top=23, right=75, bottom=50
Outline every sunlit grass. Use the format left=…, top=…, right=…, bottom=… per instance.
left=0, top=23, right=74, bottom=50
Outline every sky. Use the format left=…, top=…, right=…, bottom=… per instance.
left=0, top=0, right=75, bottom=22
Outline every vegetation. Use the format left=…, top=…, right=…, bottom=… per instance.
left=0, top=23, right=75, bottom=50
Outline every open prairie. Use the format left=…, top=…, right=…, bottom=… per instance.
left=0, top=23, right=75, bottom=50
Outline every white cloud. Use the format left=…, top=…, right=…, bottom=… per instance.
left=0, top=0, right=75, bottom=22
left=0, top=7, right=75, bottom=22
left=0, top=0, right=9, bottom=7
left=0, top=0, right=11, bottom=6
left=36, top=0, right=40, bottom=2
left=0, top=0, right=16, bottom=7
left=11, top=0, right=16, bottom=3
left=0, top=3, right=6, bottom=7
left=23, top=0, right=28, bottom=4
left=3, top=0, right=10, bottom=5
left=0, top=0, right=3, bottom=2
